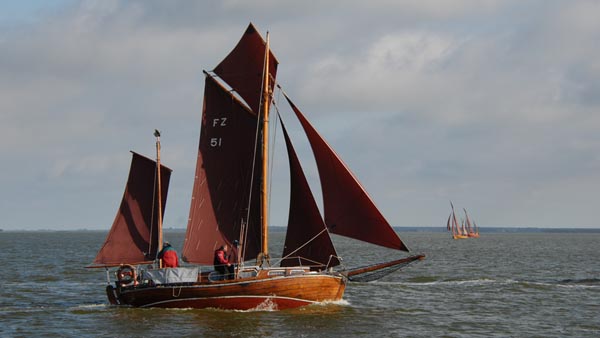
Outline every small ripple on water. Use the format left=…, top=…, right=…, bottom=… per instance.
left=404, top=276, right=441, bottom=283
left=2, top=231, right=599, bottom=337
left=372, top=277, right=498, bottom=287
left=68, top=303, right=108, bottom=312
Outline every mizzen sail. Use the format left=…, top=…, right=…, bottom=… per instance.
left=92, top=152, right=171, bottom=267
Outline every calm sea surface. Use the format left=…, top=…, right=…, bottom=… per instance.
left=0, top=230, right=598, bottom=337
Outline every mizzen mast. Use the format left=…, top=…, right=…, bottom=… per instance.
left=154, top=129, right=164, bottom=268
left=259, top=33, right=271, bottom=266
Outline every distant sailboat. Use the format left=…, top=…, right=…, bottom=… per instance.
left=448, top=202, right=468, bottom=239
left=464, top=208, right=480, bottom=238
left=88, top=23, right=424, bottom=310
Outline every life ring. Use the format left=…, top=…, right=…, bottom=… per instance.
left=116, top=265, right=137, bottom=287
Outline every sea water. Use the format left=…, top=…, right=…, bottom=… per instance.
left=0, top=230, right=598, bottom=337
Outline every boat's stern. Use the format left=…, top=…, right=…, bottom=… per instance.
left=105, top=285, right=121, bottom=305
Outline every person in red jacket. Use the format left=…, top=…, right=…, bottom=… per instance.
left=214, top=244, right=234, bottom=279
left=158, top=242, right=179, bottom=268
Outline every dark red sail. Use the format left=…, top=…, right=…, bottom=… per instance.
left=214, top=23, right=278, bottom=114
left=280, top=118, right=340, bottom=268
left=92, top=152, right=172, bottom=267
left=284, top=95, right=409, bottom=252
left=183, top=23, right=277, bottom=264
left=182, top=75, right=262, bottom=264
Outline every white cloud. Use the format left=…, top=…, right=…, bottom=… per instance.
left=1, top=0, right=599, bottom=229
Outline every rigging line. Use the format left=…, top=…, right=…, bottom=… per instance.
left=279, top=227, right=329, bottom=263
left=241, top=93, right=261, bottom=262
left=325, top=255, right=343, bottom=270
left=272, top=255, right=328, bottom=267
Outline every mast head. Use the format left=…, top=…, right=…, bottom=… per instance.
left=154, top=129, right=161, bottom=138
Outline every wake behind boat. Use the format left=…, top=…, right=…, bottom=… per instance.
left=88, top=23, right=424, bottom=310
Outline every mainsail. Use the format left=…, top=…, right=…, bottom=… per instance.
left=182, top=23, right=278, bottom=264
left=452, top=202, right=461, bottom=236
left=213, top=23, right=278, bottom=114
left=92, top=152, right=171, bottom=267
left=182, top=75, right=263, bottom=264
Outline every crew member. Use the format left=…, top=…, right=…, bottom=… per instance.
left=214, top=244, right=235, bottom=279
left=158, top=242, right=179, bottom=268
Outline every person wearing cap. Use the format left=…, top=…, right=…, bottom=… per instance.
left=213, top=244, right=235, bottom=279
left=158, top=242, right=179, bottom=268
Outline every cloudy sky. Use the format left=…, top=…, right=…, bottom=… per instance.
left=1, top=0, right=599, bottom=230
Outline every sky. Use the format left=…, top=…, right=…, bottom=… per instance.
left=1, top=0, right=599, bottom=230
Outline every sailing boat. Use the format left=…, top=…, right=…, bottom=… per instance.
left=447, top=202, right=468, bottom=239
left=464, top=208, right=480, bottom=238
left=89, top=23, right=424, bottom=310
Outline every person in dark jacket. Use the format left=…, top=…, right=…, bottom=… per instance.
left=214, top=244, right=234, bottom=279
left=158, top=242, right=179, bottom=268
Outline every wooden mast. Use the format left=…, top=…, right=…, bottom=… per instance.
left=154, top=129, right=163, bottom=268
left=259, top=33, right=270, bottom=266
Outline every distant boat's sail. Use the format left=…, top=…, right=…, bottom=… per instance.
left=280, top=119, right=340, bottom=268
left=448, top=201, right=473, bottom=239
left=92, top=152, right=171, bottom=267
left=455, top=216, right=463, bottom=236
left=284, top=95, right=409, bottom=252
left=450, top=201, right=459, bottom=236
left=464, top=208, right=480, bottom=237
left=464, top=208, right=472, bottom=233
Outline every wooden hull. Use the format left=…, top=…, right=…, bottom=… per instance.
left=453, top=234, right=469, bottom=239
left=109, top=272, right=346, bottom=310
